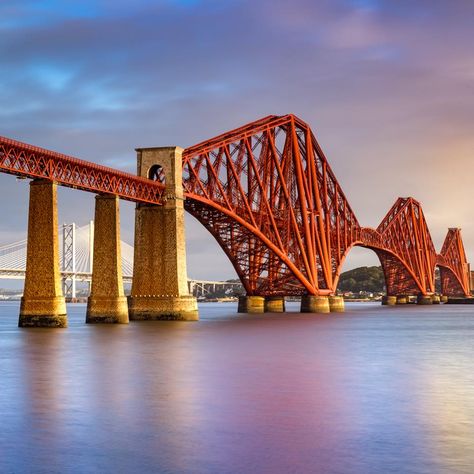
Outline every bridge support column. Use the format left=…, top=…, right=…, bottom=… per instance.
left=382, top=295, right=397, bottom=306
left=396, top=295, right=408, bottom=304
left=300, top=295, right=330, bottom=313
left=238, top=296, right=264, bottom=313
left=129, top=147, right=198, bottom=321
left=19, top=179, right=67, bottom=328
left=329, top=296, right=345, bottom=312
left=86, top=195, right=128, bottom=324
left=417, top=294, right=433, bottom=305
left=264, top=296, right=285, bottom=313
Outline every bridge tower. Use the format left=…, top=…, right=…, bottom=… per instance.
left=128, top=146, right=198, bottom=320
left=62, top=223, right=77, bottom=300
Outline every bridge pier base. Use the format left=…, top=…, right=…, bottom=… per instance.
left=86, top=195, right=128, bottom=324
left=382, top=295, right=397, bottom=306
left=417, top=294, right=433, bottom=305
left=19, top=179, right=67, bottom=328
left=396, top=295, right=408, bottom=304
left=264, top=296, right=285, bottom=313
left=329, top=296, right=345, bottom=312
left=238, top=296, right=265, bottom=313
left=431, top=295, right=441, bottom=305
left=440, top=295, right=448, bottom=303
left=128, top=146, right=198, bottom=321
left=300, top=295, right=330, bottom=313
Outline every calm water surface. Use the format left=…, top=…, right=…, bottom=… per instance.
left=1, top=301, right=474, bottom=474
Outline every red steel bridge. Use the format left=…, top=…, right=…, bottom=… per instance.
left=0, top=114, right=470, bottom=298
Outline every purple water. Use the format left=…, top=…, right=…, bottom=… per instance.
left=1, top=301, right=474, bottom=473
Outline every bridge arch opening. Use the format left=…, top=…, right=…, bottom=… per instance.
left=334, top=244, right=425, bottom=298
left=334, top=246, right=385, bottom=297
left=184, top=211, right=242, bottom=288
left=148, top=164, right=165, bottom=184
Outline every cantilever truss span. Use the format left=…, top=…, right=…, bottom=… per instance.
left=182, top=114, right=470, bottom=297
left=0, top=115, right=470, bottom=297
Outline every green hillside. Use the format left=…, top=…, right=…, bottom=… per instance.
left=338, top=266, right=385, bottom=293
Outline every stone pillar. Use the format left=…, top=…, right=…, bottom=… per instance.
left=431, top=295, right=441, bottom=305
left=19, top=179, right=67, bottom=328
left=417, top=294, right=433, bottom=305
left=264, top=296, right=285, bottom=313
left=382, top=295, right=397, bottom=306
left=238, top=295, right=265, bottom=313
left=129, top=146, right=198, bottom=321
left=86, top=195, right=129, bottom=324
left=396, top=295, right=408, bottom=304
left=300, top=295, right=330, bottom=313
left=440, top=295, right=448, bottom=303
left=329, top=295, right=344, bottom=312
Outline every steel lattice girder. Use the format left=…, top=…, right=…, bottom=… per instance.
left=0, top=136, right=165, bottom=204
left=182, top=115, right=470, bottom=297
left=437, top=229, right=470, bottom=296
left=0, top=114, right=470, bottom=297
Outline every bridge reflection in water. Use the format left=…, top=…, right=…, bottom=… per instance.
left=1, top=301, right=473, bottom=473
left=0, top=114, right=471, bottom=327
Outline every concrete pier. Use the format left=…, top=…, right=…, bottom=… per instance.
left=129, top=146, right=198, bottom=321
left=86, top=195, right=129, bottom=324
left=417, top=294, right=433, bottom=305
left=19, top=179, right=67, bottom=327
left=329, top=296, right=344, bottom=313
left=264, top=296, right=286, bottom=313
left=382, top=295, right=397, bottom=306
left=431, top=295, right=441, bottom=305
left=440, top=295, right=448, bottom=303
left=238, top=295, right=265, bottom=313
left=396, top=295, right=408, bottom=304
left=300, top=295, right=330, bottom=313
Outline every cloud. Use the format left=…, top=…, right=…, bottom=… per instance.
left=0, top=0, right=473, bottom=279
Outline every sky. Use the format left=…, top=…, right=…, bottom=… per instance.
left=0, top=0, right=473, bottom=283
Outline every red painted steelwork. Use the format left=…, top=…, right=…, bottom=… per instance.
left=182, top=115, right=470, bottom=297
left=0, top=136, right=165, bottom=204
left=183, top=115, right=359, bottom=296
left=1, top=115, right=469, bottom=297
left=437, top=229, right=470, bottom=296
left=374, top=198, right=437, bottom=296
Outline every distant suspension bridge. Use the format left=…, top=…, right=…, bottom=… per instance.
left=0, top=222, right=241, bottom=298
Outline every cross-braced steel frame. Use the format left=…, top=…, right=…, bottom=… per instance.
left=0, top=114, right=470, bottom=297
left=182, top=115, right=470, bottom=297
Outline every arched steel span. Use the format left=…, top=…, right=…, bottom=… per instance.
left=182, top=114, right=470, bottom=297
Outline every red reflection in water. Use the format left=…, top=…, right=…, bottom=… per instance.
left=1, top=302, right=474, bottom=473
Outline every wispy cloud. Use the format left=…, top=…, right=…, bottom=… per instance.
left=0, top=0, right=473, bottom=279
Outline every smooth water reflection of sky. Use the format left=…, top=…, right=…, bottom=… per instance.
left=1, top=302, right=474, bottom=473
